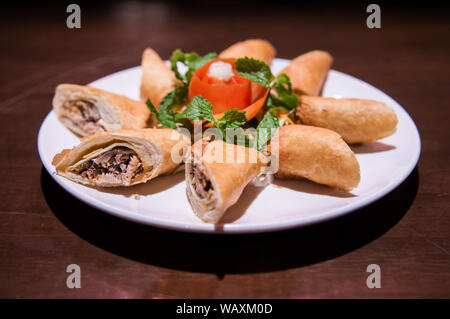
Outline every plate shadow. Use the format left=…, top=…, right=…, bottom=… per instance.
left=41, top=166, right=419, bottom=275
left=95, top=173, right=185, bottom=197
left=273, top=178, right=356, bottom=198
left=351, top=142, right=396, bottom=154
left=217, top=183, right=266, bottom=225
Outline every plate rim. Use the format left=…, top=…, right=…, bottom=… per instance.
left=38, top=58, right=421, bottom=234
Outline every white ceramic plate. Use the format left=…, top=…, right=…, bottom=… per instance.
left=38, top=58, right=421, bottom=234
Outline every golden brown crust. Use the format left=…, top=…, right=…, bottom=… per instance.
left=140, top=48, right=182, bottom=107
left=53, top=128, right=190, bottom=187
left=272, top=125, right=360, bottom=191
left=51, top=149, right=70, bottom=167
left=281, top=50, right=333, bottom=96
left=185, top=140, right=267, bottom=223
left=219, top=39, right=277, bottom=65
left=296, top=96, right=398, bottom=144
left=203, top=141, right=266, bottom=213
left=53, top=84, right=150, bottom=136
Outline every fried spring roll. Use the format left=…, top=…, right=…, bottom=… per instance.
left=140, top=48, right=182, bottom=107
left=53, top=84, right=150, bottom=137
left=296, top=96, right=398, bottom=144
left=273, top=125, right=360, bottom=191
left=219, top=39, right=276, bottom=66
left=281, top=50, right=333, bottom=96
left=52, top=129, right=190, bottom=187
left=185, top=140, right=267, bottom=223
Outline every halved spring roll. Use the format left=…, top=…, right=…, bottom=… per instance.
left=281, top=50, right=333, bottom=96
left=53, top=84, right=151, bottom=137
left=52, top=128, right=190, bottom=187
left=219, top=39, right=277, bottom=66
left=140, top=48, right=182, bottom=107
left=272, top=125, right=360, bottom=191
left=185, top=139, right=267, bottom=223
left=296, top=96, right=398, bottom=144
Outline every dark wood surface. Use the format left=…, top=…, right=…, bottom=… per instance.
left=1, top=2, right=449, bottom=298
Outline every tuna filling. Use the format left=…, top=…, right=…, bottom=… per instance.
left=72, top=147, right=143, bottom=186
left=63, top=99, right=103, bottom=135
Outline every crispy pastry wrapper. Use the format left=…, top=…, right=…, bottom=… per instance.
left=281, top=50, right=333, bottom=96
left=296, top=96, right=398, bottom=144
left=140, top=48, right=182, bottom=107
left=219, top=39, right=276, bottom=66
left=185, top=139, right=268, bottom=224
left=272, top=125, right=360, bottom=191
left=52, top=128, right=190, bottom=187
left=53, top=84, right=150, bottom=137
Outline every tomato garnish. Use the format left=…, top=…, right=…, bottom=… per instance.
left=213, top=89, right=269, bottom=122
left=189, top=58, right=268, bottom=120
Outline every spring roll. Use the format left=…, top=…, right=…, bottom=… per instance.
left=52, top=129, right=190, bottom=187
left=53, top=84, right=150, bottom=137
left=219, top=39, right=276, bottom=66
left=185, top=139, right=267, bottom=223
left=273, top=125, right=360, bottom=191
left=296, top=96, right=398, bottom=144
left=140, top=48, right=182, bottom=107
left=281, top=50, right=333, bottom=96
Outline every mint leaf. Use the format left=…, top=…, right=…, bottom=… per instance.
left=175, top=95, right=216, bottom=123
left=254, top=111, right=280, bottom=150
left=169, top=49, right=186, bottom=80
left=269, top=90, right=298, bottom=110
left=215, top=109, right=248, bottom=145
left=184, top=52, right=218, bottom=82
left=148, top=83, right=188, bottom=129
left=274, top=73, right=292, bottom=91
left=162, top=83, right=188, bottom=108
left=268, top=73, right=298, bottom=110
left=170, top=49, right=218, bottom=82
left=186, top=52, right=218, bottom=71
left=216, top=109, right=247, bottom=129
left=235, top=57, right=274, bottom=88
left=234, top=58, right=298, bottom=110
left=146, top=99, right=177, bottom=129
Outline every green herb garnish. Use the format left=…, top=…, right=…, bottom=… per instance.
left=254, top=111, right=280, bottom=150
left=234, top=57, right=274, bottom=88
left=170, top=49, right=218, bottom=83
left=175, top=95, right=216, bottom=123
left=235, top=57, right=298, bottom=111
left=147, top=55, right=291, bottom=151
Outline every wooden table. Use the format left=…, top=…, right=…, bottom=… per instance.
left=1, top=2, right=449, bottom=298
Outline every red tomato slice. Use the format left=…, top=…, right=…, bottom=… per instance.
left=189, top=58, right=251, bottom=114
left=189, top=57, right=269, bottom=123
left=213, top=89, right=269, bottom=122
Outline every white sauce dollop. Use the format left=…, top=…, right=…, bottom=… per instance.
left=208, top=61, right=233, bottom=81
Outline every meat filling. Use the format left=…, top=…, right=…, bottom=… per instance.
left=72, top=147, right=143, bottom=186
left=63, top=99, right=103, bottom=135
left=191, top=163, right=213, bottom=199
